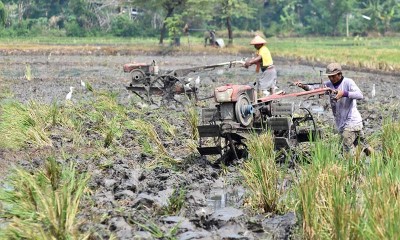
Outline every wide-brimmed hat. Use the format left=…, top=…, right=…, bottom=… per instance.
left=324, top=62, right=342, bottom=76
left=250, top=35, right=266, bottom=45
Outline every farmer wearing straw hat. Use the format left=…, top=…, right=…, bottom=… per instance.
left=244, top=35, right=277, bottom=96
left=294, top=63, right=373, bottom=157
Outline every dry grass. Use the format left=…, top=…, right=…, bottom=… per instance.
left=184, top=103, right=200, bottom=141
left=0, top=101, right=53, bottom=149
left=0, top=157, right=90, bottom=239
left=127, top=118, right=180, bottom=167
left=240, top=132, right=285, bottom=214
left=1, top=36, right=398, bottom=72
left=294, top=119, right=400, bottom=239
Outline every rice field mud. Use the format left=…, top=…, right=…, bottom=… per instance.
left=0, top=51, right=399, bottom=239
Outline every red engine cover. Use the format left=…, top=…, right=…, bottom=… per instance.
left=214, top=84, right=253, bottom=102
left=123, top=63, right=150, bottom=73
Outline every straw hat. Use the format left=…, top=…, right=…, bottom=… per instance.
left=250, top=35, right=266, bottom=45
left=324, top=63, right=342, bottom=76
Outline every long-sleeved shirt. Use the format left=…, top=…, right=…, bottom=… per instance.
left=304, top=77, right=363, bottom=132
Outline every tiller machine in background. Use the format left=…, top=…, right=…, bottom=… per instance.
left=123, top=60, right=245, bottom=104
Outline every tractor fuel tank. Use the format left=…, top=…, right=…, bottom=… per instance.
left=214, top=84, right=255, bottom=103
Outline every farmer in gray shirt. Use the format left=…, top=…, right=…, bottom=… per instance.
left=294, top=63, right=373, bottom=156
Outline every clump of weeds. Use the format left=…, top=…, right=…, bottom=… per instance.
left=294, top=118, right=400, bottom=239
left=24, top=64, right=33, bottom=81
left=157, top=117, right=177, bottom=140
left=240, top=132, right=286, bottom=214
left=0, top=156, right=90, bottom=239
left=0, top=101, right=53, bottom=149
left=184, top=102, right=199, bottom=141
left=127, top=118, right=180, bottom=167
left=133, top=213, right=181, bottom=240
left=161, top=187, right=186, bottom=215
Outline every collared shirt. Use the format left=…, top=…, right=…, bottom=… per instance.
left=257, top=45, right=273, bottom=67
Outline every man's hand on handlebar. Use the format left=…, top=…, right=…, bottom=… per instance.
left=293, top=81, right=305, bottom=89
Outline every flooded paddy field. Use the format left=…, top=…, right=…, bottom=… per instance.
left=0, top=52, right=399, bottom=239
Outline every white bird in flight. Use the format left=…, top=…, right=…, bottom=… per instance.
left=371, top=84, right=376, bottom=98
left=66, top=87, right=74, bottom=100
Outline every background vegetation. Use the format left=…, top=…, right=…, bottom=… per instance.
left=1, top=35, right=398, bottom=73
left=0, top=0, right=399, bottom=43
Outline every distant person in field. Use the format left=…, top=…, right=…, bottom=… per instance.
left=244, top=35, right=277, bottom=96
left=204, top=30, right=216, bottom=47
left=294, top=63, right=373, bottom=157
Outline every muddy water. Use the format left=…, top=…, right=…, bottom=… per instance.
left=1, top=53, right=399, bottom=239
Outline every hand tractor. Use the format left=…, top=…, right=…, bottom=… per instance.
left=123, top=60, right=245, bottom=104
left=197, top=84, right=331, bottom=162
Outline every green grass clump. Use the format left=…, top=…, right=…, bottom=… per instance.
left=24, top=64, right=33, bottom=81
left=0, top=157, right=90, bottom=239
left=157, top=117, right=177, bottom=140
left=360, top=158, right=400, bottom=240
left=295, top=138, right=362, bottom=239
left=0, top=101, right=53, bottom=149
left=161, top=187, right=186, bottom=215
left=294, top=119, right=400, bottom=239
left=127, top=118, right=180, bottom=167
left=185, top=103, right=199, bottom=141
left=88, top=92, right=128, bottom=148
left=381, top=119, right=400, bottom=161
left=240, top=132, right=284, bottom=213
left=0, top=85, right=13, bottom=100
left=134, top=216, right=180, bottom=240
left=359, top=119, right=400, bottom=239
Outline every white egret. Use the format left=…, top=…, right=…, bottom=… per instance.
left=184, top=82, right=192, bottom=91
left=217, top=69, right=224, bottom=75
left=81, top=80, right=86, bottom=88
left=195, top=76, right=200, bottom=86
left=185, top=77, right=194, bottom=90
left=66, top=87, right=74, bottom=100
left=371, top=84, right=376, bottom=98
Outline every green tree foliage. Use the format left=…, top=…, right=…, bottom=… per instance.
left=164, top=14, right=184, bottom=45
left=0, top=1, right=6, bottom=27
left=133, top=0, right=188, bottom=44
left=0, top=0, right=398, bottom=38
left=360, top=0, right=400, bottom=34
left=300, top=0, right=355, bottom=36
left=183, top=0, right=215, bottom=33
left=278, top=0, right=301, bottom=34
left=111, top=15, right=147, bottom=37
left=66, top=0, right=99, bottom=35
left=213, top=0, right=256, bottom=44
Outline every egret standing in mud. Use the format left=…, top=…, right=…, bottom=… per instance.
left=195, top=76, right=200, bottom=86
left=184, top=82, right=192, bottom=91
left=81, top=80, right=86, bottom=88
left=66, top=87, right=74, bottom=101
left=371, top=83, right=376, bottom=98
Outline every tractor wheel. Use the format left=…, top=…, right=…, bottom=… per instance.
left=235, top=94, right=254, bottom=127
left=130, top=69, right=146, bottom=85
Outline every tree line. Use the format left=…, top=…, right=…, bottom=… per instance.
left=0, top=0, right=399, bottom=43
